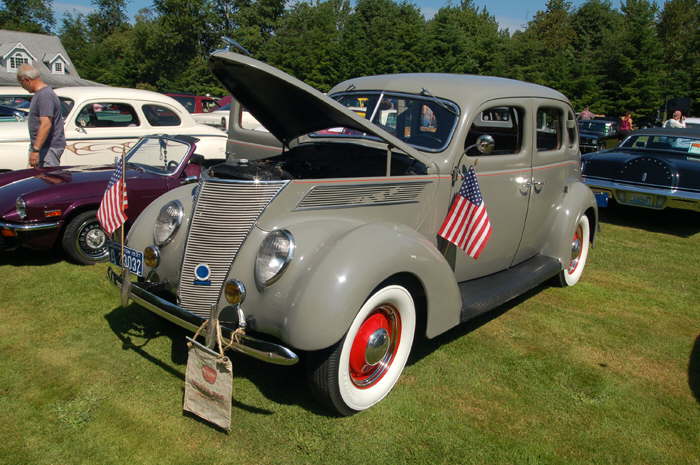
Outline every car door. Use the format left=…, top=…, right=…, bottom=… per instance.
left=512, top=100, right=578, bottom=264
left=450, top=98, right=533, bottom=282
left=62, top=100, right=151, bottom=166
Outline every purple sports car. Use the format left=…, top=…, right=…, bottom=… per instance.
left=0, top=135, right=220, bottom=264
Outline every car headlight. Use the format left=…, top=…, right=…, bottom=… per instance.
left=255, top=229, right=295, bottom=287
left=153, top=200, right=184, bottom=246
left=16, top=196, right=27, bottom=219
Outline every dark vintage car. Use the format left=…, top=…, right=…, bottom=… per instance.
left=0, top=135, right=221, bottom=264
left=582, top=127, right=700, bottom=211
left=577, top=118, right=620, bottom=153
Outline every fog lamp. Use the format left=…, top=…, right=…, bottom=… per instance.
left=224, top=279, right=247, bottom=306
left=144, top=245, right=160, bottom=268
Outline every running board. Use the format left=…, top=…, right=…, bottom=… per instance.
left=459, top=255, right=561, bottom=322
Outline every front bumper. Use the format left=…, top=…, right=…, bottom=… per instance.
left=583, top=176, right=700, bottom=212
left=0, top=220, right=61, bottom=250
left=107, top=267, right=299, bottom=366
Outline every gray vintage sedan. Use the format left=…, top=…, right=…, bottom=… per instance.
left=109, top=51, right=598, bottom=415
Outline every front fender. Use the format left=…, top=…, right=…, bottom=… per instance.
left=542, top=180, right=598, bottom=265
left=236, top=220, right=462, bottom=351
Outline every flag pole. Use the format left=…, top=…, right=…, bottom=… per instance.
left=120, top=144, right=127, bottom=287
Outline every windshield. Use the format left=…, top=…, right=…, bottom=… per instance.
left=579, top=120, right=614, bottom=135
left=59, top=97, right=74, bottom=119
left=621, top=134, right=700, bottom=154
left=125, top=136, right=192, bottom=174
left=0, top=95, right=31, bottom=109
left=315, top=91, right=459, bottom=152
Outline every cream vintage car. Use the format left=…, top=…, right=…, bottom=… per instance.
left=110, top=51, right=598, bottom=416
left=0, top=86, right=227, bottom=171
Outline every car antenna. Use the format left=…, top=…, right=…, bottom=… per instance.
left=420, top=88, right=458, bottom=115
left=221, top=37, right=251, bottom=56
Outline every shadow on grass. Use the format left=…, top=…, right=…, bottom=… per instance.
left=104, top=304, right=327, bottom=416
left=408, top=281, right=549, bottom=366
left=689, top=334, right=700, bottom=404
left=599, top=202, right=700, bottom=237
left=0, top=247, right=64, bottom=267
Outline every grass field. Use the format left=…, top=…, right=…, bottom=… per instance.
left=1, top=204, right=699, bottom=465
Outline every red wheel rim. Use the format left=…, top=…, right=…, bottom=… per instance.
left=348, top=304, right=402, bottom=388
left=568, top=223, right=583, bottom=274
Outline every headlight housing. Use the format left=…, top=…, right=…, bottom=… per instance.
left=16, top=196, right=27, bottom=219
left=255, top=229, right=295, bottom=287
left=153, top=200, right=184, bottom=246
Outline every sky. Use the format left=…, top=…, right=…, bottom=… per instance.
left=53, top=0, right=629, bottom=32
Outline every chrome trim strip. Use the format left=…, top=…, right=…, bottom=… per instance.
left=295, top=200, right=420, bottom=211
left=0, top=220, right=61, bottom=231
left=583, top=176, right=700, bottom=201
left=107, top=268, right=299, bottom=366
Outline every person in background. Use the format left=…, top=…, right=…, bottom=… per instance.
left=578, top=106, right=595, bottom=120
left=619, top=111, right=634, bottom=139
left=16, top=64, right=66, bottom=168
left=664, top=110, right=686, bottom=128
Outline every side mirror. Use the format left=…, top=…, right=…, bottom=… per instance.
left=475, top=134, right=495, bottom=154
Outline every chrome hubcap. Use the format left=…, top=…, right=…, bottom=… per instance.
left=365, top=328, right=389, bottom=366
left=86, top=227, right=106, bottom=250
left=568, top=224, right=583, bottom=273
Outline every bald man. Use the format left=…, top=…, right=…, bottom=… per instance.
left=16, top=64, right=66, bottom=167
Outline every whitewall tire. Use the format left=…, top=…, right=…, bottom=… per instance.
left=559, top=214, right=590, bottom=287
left=308, top=285, right=416, bottom=416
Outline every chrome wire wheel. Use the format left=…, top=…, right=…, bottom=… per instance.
left=62, top=210, right=110, bottom=265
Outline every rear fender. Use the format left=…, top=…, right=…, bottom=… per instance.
left=541, top=180, right=598, bottom=265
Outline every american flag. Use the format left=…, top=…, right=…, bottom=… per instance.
left=438, top=165, right=492, bottom=259
left=97, top=159, right=128, bottom=235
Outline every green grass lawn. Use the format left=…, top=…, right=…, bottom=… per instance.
left=1, top=204, right=699, bottom=465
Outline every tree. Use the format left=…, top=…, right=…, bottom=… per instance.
left=657, top=0, right=700, bottom=115
left=0, top=0, right=54, bottom=33
left=261, top=0, right=351, bottom=91
left=87, top=0, right=129, bottom=41
left=425, top=0, right=507, bottom=76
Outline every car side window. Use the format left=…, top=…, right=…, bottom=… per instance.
left=536, top=107, right=563, bottom=151
left=173, top=96, right=195, bottom=113
left=76, top=102, right=140, bottom=128
left=566, top=110, right=576, bottom=148
left=465, top=105, right=524, bottom=156
left=143, top=104, right=182, bottom=127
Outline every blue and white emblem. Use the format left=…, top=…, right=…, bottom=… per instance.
left=193, top=263, right=211, bottom=285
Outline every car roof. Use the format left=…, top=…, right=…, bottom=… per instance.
left=330, top=74, right=569, bottom=106
left=631, top=127, right=700, bottom=137
left=56, top=86, right=181, bottom=103
left=0, top=86, right=30, bottom=95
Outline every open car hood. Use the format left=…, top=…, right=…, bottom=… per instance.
left=208, top=51, right=435, bottom=168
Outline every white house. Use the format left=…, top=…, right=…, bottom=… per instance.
left=0, top=29, right=97, bottom=87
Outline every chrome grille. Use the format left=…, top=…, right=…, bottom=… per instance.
left=295, top=181, right=428, bottom=210
left=178, top=179, right=287, bottom=316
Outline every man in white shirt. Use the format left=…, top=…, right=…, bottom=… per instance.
left=664, top=110, right=686, bottom=128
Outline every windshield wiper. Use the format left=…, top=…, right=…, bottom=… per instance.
left=420, top=88, right=458, bottom=116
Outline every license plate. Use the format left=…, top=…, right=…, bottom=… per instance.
left=625, top=193, right=654, bottom=208
left=594, top=192, right=609, bottom=207
left=109, top=243, right=144, bottom=277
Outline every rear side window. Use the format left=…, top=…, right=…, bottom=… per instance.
left=537, top=107, right=563, bottom=151
left=76, top=102, right=139, bottom=128
left=172, top=96, right=195, bottom=113
left=143, top=105, right=181, bottom=127
left=567, top=111, right=576, bottom=147
left=465, top=105, right=524, bottom=155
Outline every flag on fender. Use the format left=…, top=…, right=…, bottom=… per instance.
left=97, top=159, right=128, bottom=235
left=438, top=165, right=492, bottom=259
